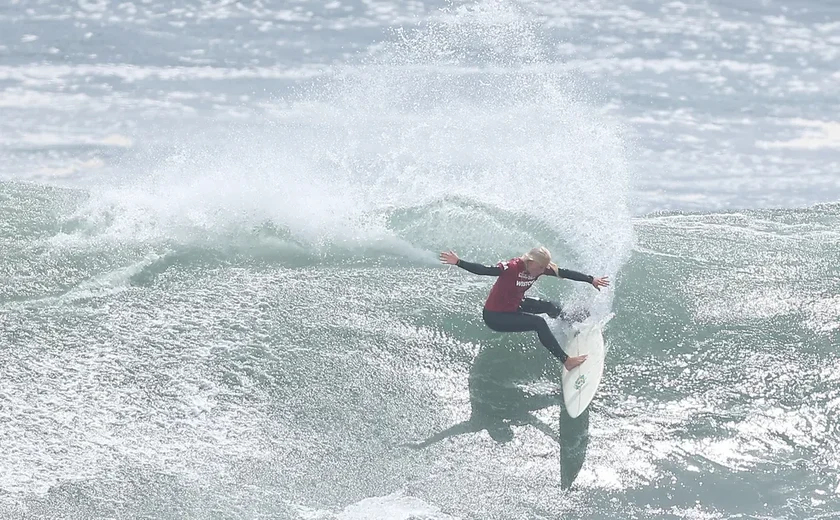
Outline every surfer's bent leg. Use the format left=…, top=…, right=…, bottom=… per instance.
left=482, top=308, right=568, bottom=363
left=519, top=298, right=561, bottom=317
left=521, top=298, right=589, bottom=322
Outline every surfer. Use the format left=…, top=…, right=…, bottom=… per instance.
left=440, top=247, right=609, bottom=370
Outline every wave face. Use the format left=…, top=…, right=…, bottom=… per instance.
left=2, top=177, right=838, bottom=518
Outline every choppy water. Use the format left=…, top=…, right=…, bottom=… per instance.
left=1, top=1, right=838, bottom=519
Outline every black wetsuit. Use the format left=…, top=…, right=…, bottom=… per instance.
left=456, top=259, right=594, bottom=363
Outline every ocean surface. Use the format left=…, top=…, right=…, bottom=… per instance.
left=1, top=0, right=839, bottom=518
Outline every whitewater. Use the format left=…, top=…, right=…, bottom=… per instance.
left=1, top=0, right=838, bottom=519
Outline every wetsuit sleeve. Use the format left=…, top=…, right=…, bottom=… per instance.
left=547, top=267, right=594, bottom=284
left=455, top=259, right=502, bottom=276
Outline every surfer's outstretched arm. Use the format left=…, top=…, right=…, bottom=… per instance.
left=545, top=266, right=611, bottom=291
left=548, top=267, right=593, bottom=283
left=455, top=259, right=502, bottom=276
left=439, top=251, right=502, bottom=276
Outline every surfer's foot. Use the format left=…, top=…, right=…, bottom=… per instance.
left=563, top=355, right=588, bottom=370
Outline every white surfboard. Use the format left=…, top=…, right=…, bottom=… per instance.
left=561, top=315, right=611, bottom=418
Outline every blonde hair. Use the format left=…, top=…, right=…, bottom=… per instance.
left=522, top=246, right=559, bottom=275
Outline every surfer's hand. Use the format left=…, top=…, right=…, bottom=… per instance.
left=564, top=355, right=587, bottom=370
left=592, top=276, right=610, bottom=291
left=440, top=250, right=459, bottom=265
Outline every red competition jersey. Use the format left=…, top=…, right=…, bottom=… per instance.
left=484, top=257, right=542, bottom=312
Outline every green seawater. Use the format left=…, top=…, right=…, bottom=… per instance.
left=1, top=181, right=837, bottom=519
